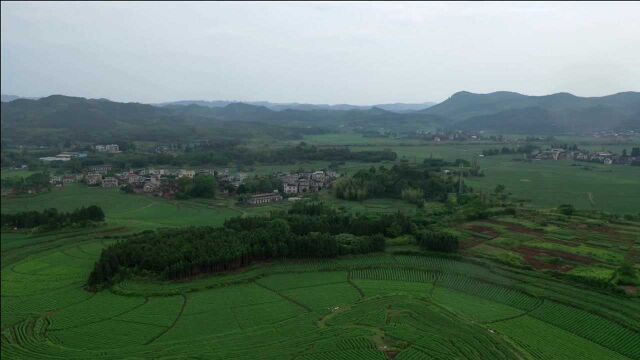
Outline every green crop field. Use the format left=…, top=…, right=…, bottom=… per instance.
left=3, top=221, right=639, bottom=359
left=2, top=150, right=639, bottom=359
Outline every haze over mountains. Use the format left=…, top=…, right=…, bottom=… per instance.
left=2, top=91, right=638, bottom=146
left=157, top=100, right=436, bottom=113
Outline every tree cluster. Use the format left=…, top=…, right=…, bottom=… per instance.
left=481, top=144, right=538, bottom=157
left=1, top=172, right=50, bottom=194
left=87, top=201, right=438, bottom=287
left=175, top=175, right=217, bottom=199
left=334, top=161, right=463, bottom=203
left=1, top=205, right=105, bottom=231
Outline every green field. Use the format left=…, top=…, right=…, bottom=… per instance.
left=0, top=184, right=285, bottom=230
left=467, top=156, right=640, bottom=214
left=1, top=169, right=37, bottom=179
left=301, top=136, right=640, bottom=214
left=2, top=136, right=640, bottom=358
left=3, top=228, right=639, bottom=359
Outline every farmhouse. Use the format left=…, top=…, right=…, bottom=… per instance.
left=49, top=175, right=62, bottom=185
left=39, top=156, right=71, bottom=162
left=178, top=169, right=196, bottom=179
left=101, top=177, right=119, bottom=188
left=88, top=165, right=112, bottom=175
left=277, top=170, right=339, bottom=195
left=95, top=144, right=120, bottom=153
left=284, top=183, right=299, bottom=194
left=246, top=192, right=283, bottom=205
left=85, top=173, right=103, bottom=186
left=62, top=175, right=77, bottom=184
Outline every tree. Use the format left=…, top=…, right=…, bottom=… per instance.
left=190, top=175, right=217, bottom=198
left=87, top=205, right=105, bottom=222
left=401, top=187, right=424, bottom=205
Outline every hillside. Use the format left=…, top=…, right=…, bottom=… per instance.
left=2, top=92, right=638, bottom=144
left=427, top=91, right=640, bottom=134
left=1, top=96, right=445, bottom=145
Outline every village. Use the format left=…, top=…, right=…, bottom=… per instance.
left=533, top=147, right=640, bottom=165
left=47, top=165, right=340, bottom=205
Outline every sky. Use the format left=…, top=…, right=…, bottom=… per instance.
left=1, top=1, right=639, bottom=105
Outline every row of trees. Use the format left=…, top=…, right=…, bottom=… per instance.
left=481, top=145, right=538, bottom=157
left=334, top=161, right=463, bottom=203
left=416, top=230, right=460, bottom=252
left=88, top=201, right=451, bottom=287
left=50, top=142, right=397, bottom=171
left=1, top=205, right=105, bottom=231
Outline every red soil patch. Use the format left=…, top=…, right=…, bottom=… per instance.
left=465, top=225, right=500, bottom=238
left=460, top=225, right=500, bottom=250
left=515, top=246, right=596, bottom=272
left=543, top=237, right=580, bottom=247
left=487, top=220, right=542, bottom=236
left=587, top=226, right=620, bottom=236
left=459, top=237, right=487, bottom=250
left=620, top=286, right=638, bottom=296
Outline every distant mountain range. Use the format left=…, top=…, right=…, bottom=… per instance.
left=156, top=100, right=436, bottom=113
left=2, top=91, right=638, bottom=145
left=1, top=94, right=39, bottom=102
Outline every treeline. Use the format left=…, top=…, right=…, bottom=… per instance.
left=334, top=161, right=464, bottom=203
left=481, top=144, right=538, bottom=156
left=176, top=142, right=397, bottom=167
left=42, top=142, right=397, bottom=172
left=87, top=201, right=459, bottom=287
left=1, top=205, right=105, bottom=231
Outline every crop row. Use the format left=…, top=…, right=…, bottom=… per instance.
left=529, top=301, right=640, bottom=359
left=437, top=273, right=539, bottom=311
left=350, top=268, right=437, bottom=283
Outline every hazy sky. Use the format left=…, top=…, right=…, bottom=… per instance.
left=1, top=2, right=639, bottom=104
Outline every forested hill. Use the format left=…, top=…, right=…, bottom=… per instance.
left=0, top=95, right=446, bottom=145
left=2, top=91, right=639, bottom=145
left=424, top=91, right=640, bottom=134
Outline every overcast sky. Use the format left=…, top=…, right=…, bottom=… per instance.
left=1, top=2, right=639, bottom=104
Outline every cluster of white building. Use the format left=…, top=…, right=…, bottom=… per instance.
left=535, top=149, right=638, bottom=165
left=39, top=152, right=87, bottom=162
left=95, top=144, right=120, bottom=153
left=279, top=170, right=339, bottom=195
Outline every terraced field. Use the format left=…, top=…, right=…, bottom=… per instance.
left=2, top=228, right=639, bottom=359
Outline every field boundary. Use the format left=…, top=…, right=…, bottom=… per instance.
left=144, top=294, right=187, bottom=345
left=254, top=281, right=312, bottom=312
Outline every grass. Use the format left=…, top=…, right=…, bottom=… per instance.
left=466, top=156, right=640, bottom=214
left=0, top=184, right=272, bottom=230
left=1, top=169, right=37, bottom=179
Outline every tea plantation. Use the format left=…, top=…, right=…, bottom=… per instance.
left=2, top=228, right=639, bottom=359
